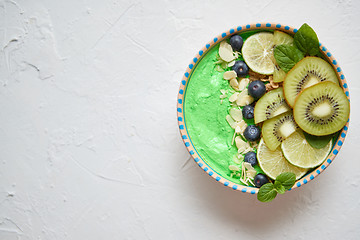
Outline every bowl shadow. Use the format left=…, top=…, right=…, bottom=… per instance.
left=183, top=162, right=328, bottom=232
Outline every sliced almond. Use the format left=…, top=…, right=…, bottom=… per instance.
left=226, top=115, right=237, bottom=129
left=246, top=169, right=257, bottom=179
left=223, top=70, right=237, bottom=80
left=227, top=60, right=236, bottom=67
left=229, top=78, right=239, bottom=91
left=235, top=136, right=250, bottom=153
left=240, top=178, right=248, bottom=185
left=220, top=61, right=228, bottom=69
left=243, top=162, right=255, bottom=171
left=233, top=155, right=243, bottom=164
left=242, top=146, right=253, bottom=154
left=236, top=120, right=247, bottom=133
left=229, top=108, right=243, bottom=121
left=236, top=90, right=254, bottom=106
left=235, top=125, right=241, bottom=134
left=229, top=165, right=240, bottom=172
left=238, top=78, right=250, bottom=91
left=247, top=178, right=255, bottom=186
left=219, top=41, right=235, bottom=62
left=216, top=65, right=224, bottom=72
left=229, top=92, right=239, bottom=102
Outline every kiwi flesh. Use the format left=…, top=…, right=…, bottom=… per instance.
left=293, top=81, right=350, bottom=136
left=262, top=111, right=298, bottom=151
left=273, top=31, right=293, bottom=83
left=273, top=64, right=287, bottom=83
left=283, top=57, right=339, bottom=108
left=254, top=87, right=291, bottom=124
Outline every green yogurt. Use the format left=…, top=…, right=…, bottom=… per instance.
left=184, top=45, right=238, bottom=180
left=184, top=32, right=264, bottom=184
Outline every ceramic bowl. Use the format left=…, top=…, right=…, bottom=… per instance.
left=177, top=23, right=350, bottom=195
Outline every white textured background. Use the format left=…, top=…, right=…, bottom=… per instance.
left=0, top=0, right=359, bottom=239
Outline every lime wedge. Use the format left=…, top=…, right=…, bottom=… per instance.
left=257, top=138, right=308, bottom=180
left=242, top=32, right=275, bottom=75
left=281, top=131, right=332, bottom=168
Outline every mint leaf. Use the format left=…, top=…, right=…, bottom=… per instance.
left=257, top=183, right=277, bottom=202
left=294, top=23, right=319, bottom=56
left=274, top=181, right=286, bottom=194
left=303, top=131, right=333, bottom=149
left=275, top=172, right=296, bottom=191
left=274, top=45, right=304, bottom=72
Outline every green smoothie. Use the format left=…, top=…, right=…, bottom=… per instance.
left=184, top=45, right=238, bottom=180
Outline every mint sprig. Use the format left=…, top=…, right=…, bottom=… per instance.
left=257, top=183, right=277, bottom=202
left=274, top=45, right=304, bottom=72
left=294, top=23, right=320, bottom=56
left=273, top=23, right=320, bottom=73
left=303, top=131, right=334, bottom=149
left=257, top=172, right=296, bottom=202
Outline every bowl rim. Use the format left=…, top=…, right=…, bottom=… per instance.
left=177, top=22, right=350, bottom=195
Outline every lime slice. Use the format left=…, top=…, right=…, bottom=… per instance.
left=273, top=30, right=294, bottom=45
left=281, top=131, right=332, bottom=168
left=242, top=32, right=275, bottom=75
left=257, top=138, right=308, bottom=180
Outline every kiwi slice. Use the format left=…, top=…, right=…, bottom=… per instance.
left=254, top=87, right=291, bottom=124
left=273, top=64, right=287, bottom=83
left=262, top=111, right=298, bottom=151
left=283, top=57, right=339, bottom=107
left=273, top=31, right=293, bottom=83
left=293, top=81, right=350, bottom=136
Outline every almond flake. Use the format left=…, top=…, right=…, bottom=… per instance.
left=229, top=165, right=240, bottom=172
left=233, top=155, right=243, bottom=164
left=243, top=162, right=254, bottom=171
left=235, top=136, right=249, bottom=153
left=220, top=62, right=228, bottom=69
left=246, top=169, right=257, bottom=179
left=227, top=60, right=236, bottom=67
left=238, top=78, right=250, bottom=91
left=219, top=41, right=235, bottom=62
left=223, top=70, right=237, bottom=80
left=240, top=178, right=248, bottom=185
left=235, top=125, right=241, bottom=134
left=236, top=90, right=254, bottom=106
left=247, top=178, right=255, bottom=186
left=226, top=115, right=237, bottom=129
left=229, top=92, right=239, bottom=102
left=229, top=78, right=239, bottom=91
left=220, top=94, right=227, bottom=99
left=242, top=147, right=252, bottom=154
left=236, top=120, right=247, bottom=133
left=216, top=65, right=224, bottom=72
left=229, top=108, right=243, bottom=121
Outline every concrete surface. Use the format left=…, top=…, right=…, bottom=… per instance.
left=0, top=0, right=359, bottom=239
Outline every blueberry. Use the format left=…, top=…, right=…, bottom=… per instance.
left=244, top=151, right=257, bottom=166
left=229, top=35, right=243, bottom=52
left=254, top=173, right=269, bottom=188
left=248, top=80, right=266, bottom=99
left=232, top=61, right=249, bottom=77
left=243, top=125, right=261, bottom=142
left=242, top=105, right=254, bottom=119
